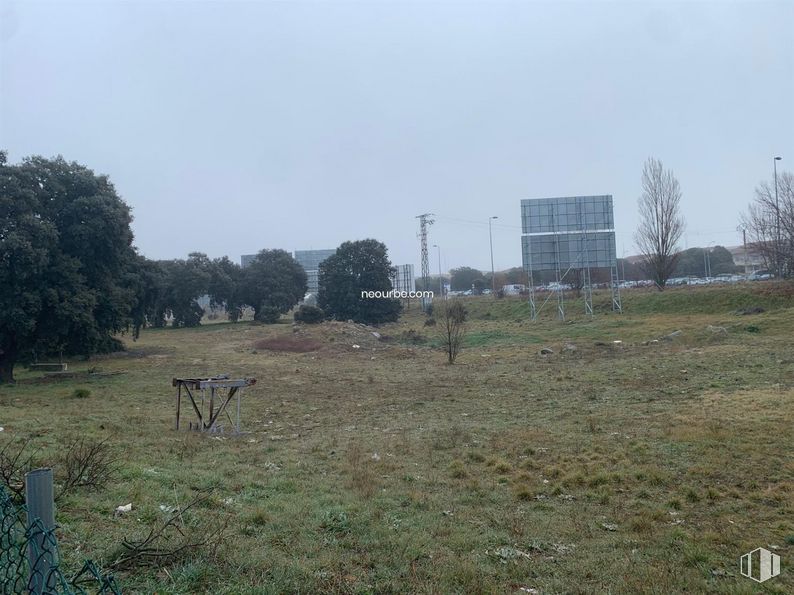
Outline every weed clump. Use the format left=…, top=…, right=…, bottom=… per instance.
left=320, top=509, right=351, bottom=534
left=487, top=458, right=512, bottom=474
left=514, top=487, right=533, bottom=501
left=247, top=507, right=270, bottom=526
left=449, top=459, right=468, bottom=479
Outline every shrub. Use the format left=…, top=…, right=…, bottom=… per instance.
left=437, top=300, right=467, bottom=363
left=255, top=305, right=282, bottom=324
left=71, top=388, right=91, bottom=399
left=294, top=305, right=325, bottom=324
left=55, top=437, right=118, bottom=500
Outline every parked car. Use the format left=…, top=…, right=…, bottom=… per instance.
left=748, top=270, right=773, bottom=281
left=501, top=284, right=526, bottom=295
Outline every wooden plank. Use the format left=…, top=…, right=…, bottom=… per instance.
left=207, top=386, right=215, bottom=430
left=175, top=384, right=181, bottom=430
left=197, top=379, right=253, bottom=389
left=182, top=384, right=203, bottom=425
left=206, top=386, right=239, bottom=430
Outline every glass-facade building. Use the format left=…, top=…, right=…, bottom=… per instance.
left=294, top=249, right=337, bottom=294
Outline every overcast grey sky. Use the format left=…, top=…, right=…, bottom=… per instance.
left=1, top=0, right=792, bottom=273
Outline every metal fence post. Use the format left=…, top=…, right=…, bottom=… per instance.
left=25, top=468, right=56, bottom=594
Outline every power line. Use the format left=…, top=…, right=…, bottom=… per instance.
left=435, top=214, right=741, bottom=240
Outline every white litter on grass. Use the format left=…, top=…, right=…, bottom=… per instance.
left=0, top=427, right=4, bottom=432
left=489, top=546, right=531, bottom=563
left=114, top=503, right=132, bottom=516
left=159, top=504, right=177, bottom=514
left=371, top=453, right=381, bottom=461
left=352, top=344, right=361, bottom=349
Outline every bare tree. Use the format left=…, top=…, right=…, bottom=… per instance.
left=634, top=157, right=686, bottom=289
left=437, top=300, right=467, bottom=364
left=742, top=171, right=794, bottom=278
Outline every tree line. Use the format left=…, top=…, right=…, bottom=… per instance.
left=0, top=153, right=401, bottom=383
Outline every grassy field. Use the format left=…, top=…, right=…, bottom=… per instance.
left=2, top=283, right=793, bottom=594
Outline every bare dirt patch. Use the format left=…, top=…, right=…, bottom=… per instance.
left=254, top=336, right=323, bottom=353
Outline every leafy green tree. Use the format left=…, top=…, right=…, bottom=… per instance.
left=155, top=253, right=212, bottom=327
left=503, top=267, right=527, bottom=284
left=450, top=266, right=484, bottom=291
left=416, top=275, right=445, bottom=292
left=617, top=258, right=644, bottom=282
left=208, top=256, right=244, bottom=322
left=241, top=249, right=307, bottom=323
left=127, top=253, right=167, bottom=334
left=318, top=239, right=401, bottom=324
left=0, top=153, right=141, bottom=383
left=673, top=246, right=739, bottom=277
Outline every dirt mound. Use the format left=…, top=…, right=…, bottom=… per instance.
left=254, top=336, right=323, bottom=353
left=318, top=321, right=387, bottom=349
left=253, top=321, right=392, bottom=354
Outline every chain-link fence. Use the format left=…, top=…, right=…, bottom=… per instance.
left=1, top=486, right=120, bottom=595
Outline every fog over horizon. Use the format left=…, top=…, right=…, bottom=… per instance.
left=1, top=0, right=792, bottom=273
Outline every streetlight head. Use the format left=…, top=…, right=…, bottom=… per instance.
left=491, top=216, right=499, bottom=220
left=775, top=156, right=782, bottom=160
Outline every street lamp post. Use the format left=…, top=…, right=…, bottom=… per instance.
left=774, top=156, right=782, bottom=278
left=489, top=216, right=498, bottom=295
left=433, top=244, right=443, bottom=298
left=737, top=224, right=749, bottom=275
